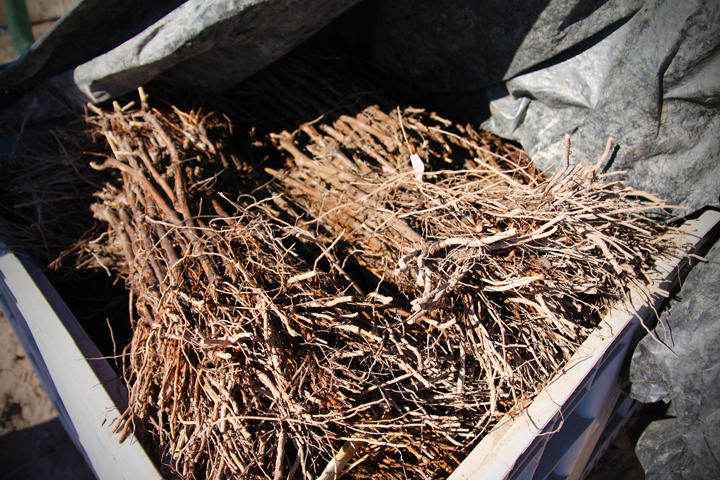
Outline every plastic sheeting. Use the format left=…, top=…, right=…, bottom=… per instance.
left=629, top=236, right=720, bottom=479
left=480, top=0, right=720, bottom=213
left=0, top=0, right=187, bottom=92
left=0, top=0, right=360, bottom=126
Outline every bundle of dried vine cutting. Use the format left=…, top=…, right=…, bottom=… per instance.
left=266, top=106, right=543, bottom=285
left=85, top=89, right=681, bottom=480
left=268, top=110, right=683, bottom=426
left=84, top=94, right=479, bottom=480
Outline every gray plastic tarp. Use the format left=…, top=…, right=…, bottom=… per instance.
left=0, top=0, right=360, bottom=126
left=630, top=237, right=720, bottom=479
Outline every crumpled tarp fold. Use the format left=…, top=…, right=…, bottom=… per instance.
left=630, top=237, right=720, bottom=479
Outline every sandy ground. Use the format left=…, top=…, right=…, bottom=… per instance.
left=587, top=419, right=646, bottom=480
left=0, top=307, right=96, bottom=480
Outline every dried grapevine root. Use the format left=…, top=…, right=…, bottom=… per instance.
left=84, top=89, right=682, bottom=480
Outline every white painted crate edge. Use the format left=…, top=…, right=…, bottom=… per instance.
left=449, top=209, right=720, bottom=480
left=0, top=242, right=163, bottom=480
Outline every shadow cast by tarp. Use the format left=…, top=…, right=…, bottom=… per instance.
left=1, top=0, right=718, bottom=214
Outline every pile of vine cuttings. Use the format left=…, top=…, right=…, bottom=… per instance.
left=78, top=49, right=682, bottom=480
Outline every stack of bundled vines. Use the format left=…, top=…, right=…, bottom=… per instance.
left=84, top=84, right=680, bottom=480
